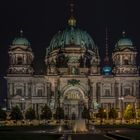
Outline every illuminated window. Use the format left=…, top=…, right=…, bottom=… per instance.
left=124, top=59, right=129, bottom=65
left=104, top=89, right=110, bottom=96
left=37, top=89, right=42, bottom=97
left=16, top=89, right=22, bottom=96
left=124, top=88, right=130, bottom=96
left=17, top=56, right=23, bottom=65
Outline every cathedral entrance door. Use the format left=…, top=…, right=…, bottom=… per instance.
left=63, top=89, right=85, bottom=119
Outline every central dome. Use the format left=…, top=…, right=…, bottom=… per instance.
left=46, top=26, right=96, bottom=55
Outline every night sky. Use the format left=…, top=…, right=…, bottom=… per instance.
left=0, top=0, right=140, bottom=103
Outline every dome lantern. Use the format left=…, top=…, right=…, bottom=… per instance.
left=46, top=0, right=98, bottom=55
left=68, top=1, right=76, bottom=27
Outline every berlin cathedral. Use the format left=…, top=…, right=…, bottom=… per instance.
left=5, top=3, right=140, bottom=119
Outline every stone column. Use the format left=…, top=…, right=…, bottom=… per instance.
left=118, top=83, right=121, bottom=110
left=54, top=80, right=58, bottom=99
left=92, top=82, right=96, bottom=98
left=32, top=83, right=35, bottom=97
left=120, top=55, right=123, bottom=65
left=13, top=55, right=16, bottom=64
left=100, top=82, right=103, bottom=97
left=120, top=83, right=123, bottom=96
left=25, top=83, right=28, bottom=96
left=9, top=83, right=13, bottom=96
left=133, top=82, right=136, bottom=96
left=112, top=83, right=114, bottom=96
left=44, top=83, right=47, bottom=97
left=130, top=54, right=132, bottom=65
left=47, top=82, right=51, bottom=104
left=96, top=82, right=101, bottom=103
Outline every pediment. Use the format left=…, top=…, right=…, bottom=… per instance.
left=13, top=95, right=22, bottom=99
left=120, top=47, right=135, bottom=52
left=13, top=48, right=25, bottom=51
left=123, top=48, right=131, bottom=52
left=124, top=95, right=136, bottom=99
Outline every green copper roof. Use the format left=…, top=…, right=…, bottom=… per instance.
left=117, top=38, right=133, bottom=46
left=46, top=26, right=96, bottom=54
left=115, top=37, right=134, bottom=50
left=12, top=37, right=31, bottom=46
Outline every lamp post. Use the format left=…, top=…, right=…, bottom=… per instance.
left=103, top=109, right=106, bottom=119
left=106, top=104, right=109, bottom=120
left=3, top=98, right=7, bottom=111
left=20, top=98, right=25, bottom=119
left=134, top=100, right=137, bottom=123
left=118, top=97, right=124, bottom=124
left=20, top=98, right=25, bottom=109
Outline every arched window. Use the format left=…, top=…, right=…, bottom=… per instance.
left=124, top=88, right=130, bottom=96
left=124, top=59, right=129, bottom=65
left=37, top=89, right=43, bottom=97
left=17, top=56, right=23, bottom=65
left=104, top=89, right=110, bottom=97
left=16, top=89, right=22, bottom=96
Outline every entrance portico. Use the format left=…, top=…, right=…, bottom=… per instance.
left=63, top=87, right=86, bottom=119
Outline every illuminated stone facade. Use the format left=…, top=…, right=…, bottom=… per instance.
left=5, top=25, right=140, bottom=119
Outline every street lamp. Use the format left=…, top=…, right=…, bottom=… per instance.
left=20, top=98, right=25, bottom=112
left=19, top=98, right=25, bottom=120
left=3, top=98, right=7, bottom=111
left=134, top=100, right=137, bottom=123
left=118, top=97, right=124, bottom=124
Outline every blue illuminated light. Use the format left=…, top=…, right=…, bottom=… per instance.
left=102, top=66, right=112, bottom=75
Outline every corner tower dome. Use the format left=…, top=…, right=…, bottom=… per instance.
left=11, top=30, right=32, bottom=51
left=117, top=38, right=133, bottom=46
left=12, top=37, right=30, bottom=46
left=12, top=30, right=30, bottom=46
left=115, top=31, right=134, bottom=51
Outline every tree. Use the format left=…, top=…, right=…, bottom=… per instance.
left=109, top=108, right=118, bottom=123
left=25, top=107, right=36, bottom=121
left=55, top=107, right=64, bottom=121
left=96, top=107, right=107, bottom=124
left=10, top=105, right=23, bottom=122
left=137, top=109, right=140, bottom=118
left=124, top=104, right=135, bottom=122
left=0, top=106, right=7, bottom=121
left=40, top=105, right=52, bottom=121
